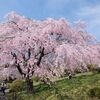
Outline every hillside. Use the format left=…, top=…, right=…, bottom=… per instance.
left=7, top=72, right=100, bottom=100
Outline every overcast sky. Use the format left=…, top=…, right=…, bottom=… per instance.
left=0, top=0, right=100, bottom=40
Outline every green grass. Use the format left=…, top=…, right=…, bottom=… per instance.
left=7, top=72, right=100, bottom=100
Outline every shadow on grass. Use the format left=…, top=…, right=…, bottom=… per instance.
left=34, top=83, right=52, bottom=93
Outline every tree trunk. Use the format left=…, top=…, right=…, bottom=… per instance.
left=26, top=76, right=33, bottom=93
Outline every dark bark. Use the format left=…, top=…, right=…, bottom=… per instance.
left=11, top=52, right=17, bottom=60
left=22, top=54, right=26, bottom=61
left=16, top=63, right=26, bottom=76
left=10, top=21, right=23, bottom=31
left=37, top=47, right=44, bottom=66
left=26, top=75, right=33, bottom=93
left=27, top=48, right=31, bottom=60
left=11, top=46, right=53, bottom=93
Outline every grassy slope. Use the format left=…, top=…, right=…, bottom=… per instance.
left=8, top=72, right=100, bottom=100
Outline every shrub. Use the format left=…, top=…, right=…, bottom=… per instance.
left=32, top=75, right=40, bottom=82
left=94, top=67, right=100, bottom=73
left=9, top=79, right=25, bottom=92
left=74, top=68, right=82, bottom=74
left=87, top=64, right=98, bottom=72
left=63, top=69, right=72, bottom=76
left=88, top=87, right=100, bottom=98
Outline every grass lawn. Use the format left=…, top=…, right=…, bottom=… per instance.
left=7, top=72, right=100, bottom=100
